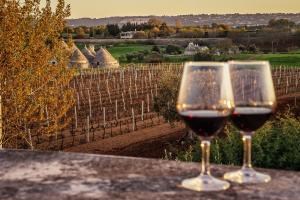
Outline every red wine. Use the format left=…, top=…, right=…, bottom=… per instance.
left=179, top=110, right=229, bottom=138
left=231, top=107, right=273, bottom=133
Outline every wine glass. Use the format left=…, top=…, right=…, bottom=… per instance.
left=177, top=62, right=234, bottom=191
left=224, top=61, right=276, bottom=184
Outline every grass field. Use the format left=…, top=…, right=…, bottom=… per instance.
left=107, top=44, right=156, bottom=59
left=215, top=53, right=300, bottom=66
left=162, top=53, right=300, bottom=66
left=80, top=43, right=300, bottom=66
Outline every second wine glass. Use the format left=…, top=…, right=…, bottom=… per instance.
left=224, top=61, right=277, bottom=184
left=177, top=62, right=234, bottom=191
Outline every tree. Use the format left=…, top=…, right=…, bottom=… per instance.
left=152, top=45, right=160, bottom=53
left=153, top=70, right=181, bottom=124
left=193, top=52, right=214, bottom=61
left=158, top=22, right=175, bottom=37
left=75, top=27, right=85, bottom=39
left=0, top=0, right=74, bottom=148
left=268, top=19, right=296, bottom=29
left=63, top=27, right=74, bottom=34
left=248, top=44, right=259, bottom=53
left=106, top=24, right=120, bottom=37
left=95, top=25, right=107, bottom=37
left=133, top=31, right=147, bottom=39
left=165, top=45, right=182, bottom=55
left=148, top=18, right=162, bottom=28
left=211, top=23, right=218, bottom=29
left=89, top=27, right=94, bottom=38
left=175, top=19, right=182, bottom=32
left=149, top=27, right=160, bottom=38
left=176, top=27, right=204, bottom=38
left=144, top=52, right=163, bottom=63
left=121, top=22, right=136, bottom=32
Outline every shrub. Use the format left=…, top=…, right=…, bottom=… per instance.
left=125, top=54, right=135, bottom=62
left=153, top=70, right=181, bottom=124
left=248, top=44, right=259, bottom=53
left=167, top=112, right=300, bottom=171
left=152, top=45, right=161, bottom=53
left=136, top=53, right=144, bottom=62
left=133, top=31, right=147, bottom=39
left=193, top=52, right=214, bottom=61
left=119, top=55, right=127, bottom=63
left=124, top=51, right=149, bottom=62
left=144, top=52, right=163, bottom=63
left=165, top=45, right=182, bottom=55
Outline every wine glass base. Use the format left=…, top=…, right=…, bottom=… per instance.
left=224, top=168, right=271, bottom=184
left=180, top=174, right=230, bottom=192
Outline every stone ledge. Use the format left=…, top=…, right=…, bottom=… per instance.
left=0, top=150, right=299, bottom=200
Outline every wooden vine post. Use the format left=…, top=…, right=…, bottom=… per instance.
left=132, top=107, right=136, bottom=131
left=86, top=116, right=90, bottom=143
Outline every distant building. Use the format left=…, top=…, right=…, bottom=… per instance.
left=184, top=42, right=209, bottom=55
left=120, top=31, right=136, bottom=39
left=119, top=18, right=149, bottom=27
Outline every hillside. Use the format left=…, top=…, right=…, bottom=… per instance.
left=67, top=13, right=300, bottom=27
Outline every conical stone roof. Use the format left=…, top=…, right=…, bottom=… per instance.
left=82, top=46, right=95, bottom=63
left=69, top=42, right=79, bottom=54
left=88, top=45, right=96, bottom=56
left=69, top=49, right=89, bottom=69
left=93, top=47, right=119, bottom=68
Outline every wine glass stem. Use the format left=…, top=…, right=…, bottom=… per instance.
left=242, top=134, right=253, bottom=169
left=201, top=140, right=211, bottom=176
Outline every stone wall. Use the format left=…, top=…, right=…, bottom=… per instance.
left=0, top=150, right=299, bottom=200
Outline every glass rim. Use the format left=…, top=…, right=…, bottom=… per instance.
left=228, top=60, right=270, bottom=65
left=184, top=61, right=228, bottom=68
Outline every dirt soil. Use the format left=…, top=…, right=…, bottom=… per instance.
left=64, top=97, right=299, bottom=159
left=65, top=123, right=186, bottom=158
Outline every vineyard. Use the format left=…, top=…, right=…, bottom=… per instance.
left=27, top=63, right=300, bottom=151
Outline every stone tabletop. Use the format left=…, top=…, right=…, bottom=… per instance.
left=0, top=150, right=299, bottom=200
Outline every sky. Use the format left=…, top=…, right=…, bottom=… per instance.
left=43, top=0, right=300, bottom=18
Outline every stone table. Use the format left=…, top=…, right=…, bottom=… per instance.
left=0, top=150, right=299, bottom=200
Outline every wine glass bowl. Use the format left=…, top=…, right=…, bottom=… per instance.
left=224, top=61, right=276, bottom=184
left=177, top=62, right=234, bottom=191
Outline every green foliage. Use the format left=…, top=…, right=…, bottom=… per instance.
left=125, top=51, right=149, bottom=63
left=75, top=27, right=86, bottom=39
left=165, top=45, right=182, bottom=55
left=193, top=52, right=214, bottom=61
left=153, top=70, right=181, bottom=125
left=144, top=52, right=163, bottom=63
left=94, top=25, right=108, bottom=37
left=268, top=19, right=296, bottom=29
left=176, top=27, right=204, bottom=38
left=251, top=113, right=300, bottom=170
left=163, top=55, right=193, bottom=63
left=106, top=24, right=120, bottom=37
left=168, top=113, right=300, bottom=171
left=152, top=45, right=161, bottom=53
left=248, top=44, right=259, bottom=53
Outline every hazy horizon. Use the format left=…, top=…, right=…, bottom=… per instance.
left=42, top=0, right=300, bottom=19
